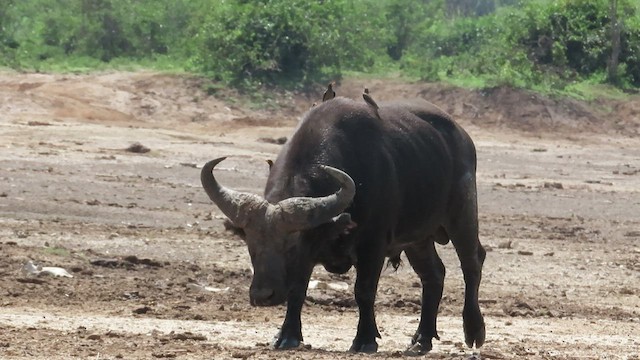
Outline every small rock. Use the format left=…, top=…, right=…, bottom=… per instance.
left=152, top=352, right=177, bottom=359
left=123, top=255, right=163, bottom=267
left=257, top=136, right=287, bottom=145
left=179, top=162, right=199, bottom=168
left=106, top=331, right=123, bottom=338
left=171, top=332, right=207, bottom=341
left=186, top=283, right=229, bottom=293
left=547, top=310, right=562, bottom=318
left=71, top=266, right=86, bottom=274
left=133, top=306, right=152, bottom=314
left=125, top=142, right=150, bottom=153
left=619, top=287, right=635, bottom=295
left=22, top=261, right=73, bottom=278
left=394, top=300, right=406, bottom=308
left=543, top=182, right=563, bottom=189
left=517, top=250, right=533, bottom=256
left=308, top=279, right=349, bottom=291
left=87, top=334, right=101, bottom=341
left=498, top=240, right=513, bottom=249
left=27, top=121, right=51, bottom=126
left=480, top=349, right=507, bottom=359
left=122, top=291, right=141, bottom=300
left=479, top=299, right=498, bottom=304
left=231, top=351, right=251, bottom=359
left=91, top=258, right=126, bottom=268
left=504, top=299, right=535, bottom=317
left=16, top=277, right=47, bottom=285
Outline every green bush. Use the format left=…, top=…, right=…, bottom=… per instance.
left=403, top=0, right=640, bottom=90
left=0, top=0, right=638, bottom=91
left=0, top=0, right=193, bottom=67
left=189, top=0, right=387, bottom=87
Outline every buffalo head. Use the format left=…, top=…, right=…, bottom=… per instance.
left=201, top=157, right=356, bottom=306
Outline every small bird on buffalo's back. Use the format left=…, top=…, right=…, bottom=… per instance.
left=362, top=87, right=380, bottom=119
left=322, top=82, right=336, bottom=102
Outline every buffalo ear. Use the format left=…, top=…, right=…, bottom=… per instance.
left=332, top=213, right=357, bottom=236
left=319, top=213, right=358, bottom=273
left=309, top=212, right=357, bottom=242
left=321, top=213, right=357, bottom=240
left=223, top=218, right=246, bottom=240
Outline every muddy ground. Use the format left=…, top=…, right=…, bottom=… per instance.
left=0, top=71, right=639, bottom=359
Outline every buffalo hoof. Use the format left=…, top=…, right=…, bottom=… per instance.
left=404, top=334, right=433, bottom=356
left=404, top=343, right=430, bottom=357
left=349, top=340, right=378, bottom=353
left=273, top=332, right=302, bottom=350
left=463, top=318, right=486, bottom=349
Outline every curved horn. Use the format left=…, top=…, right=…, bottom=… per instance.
left=273, top=165, right=356, bottom=231
left=201, top=157, right=268, bottom=227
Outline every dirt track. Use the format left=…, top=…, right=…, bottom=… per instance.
left=0, top=72, right=639, bottom=359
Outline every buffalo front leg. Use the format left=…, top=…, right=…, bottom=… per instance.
left=404, top=236, right=446, bottom=355
left=349, top=237, right=385, bottom=353
left=273, top=264, right=314, bottom=349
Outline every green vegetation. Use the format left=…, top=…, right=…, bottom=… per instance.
left=1, top=0, right=638, bottom=94
left=42, top=246, right=71, bottom=257
left=406, top=0, right=640, bottom=93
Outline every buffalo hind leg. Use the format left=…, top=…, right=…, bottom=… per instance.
left=349, top=235, right=386, bottom=353
left=273, top=264, right=314, bottom=349
left=448, top=175, right=486, bottom=348
left=404, top=231, right=446, bottom=355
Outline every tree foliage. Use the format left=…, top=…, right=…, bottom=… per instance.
left=189, top=0, right=386, bottom=87
left=403, top=0, right=640, bottom=89
left=0, top=0, right=638, bottom=90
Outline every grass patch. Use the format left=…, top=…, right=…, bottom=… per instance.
left=560, top=82, right=631, bottom=102
left=440, top=74, right=490, bottom=90
left=42, top=246, right=71, bottom=257
left=7, top=55, right=190, bottom=75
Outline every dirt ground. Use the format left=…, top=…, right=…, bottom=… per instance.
left=0, top=71, right=639, bottom=360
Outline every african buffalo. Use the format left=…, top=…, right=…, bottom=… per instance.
left=201, top=94, right=486, bottom=355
